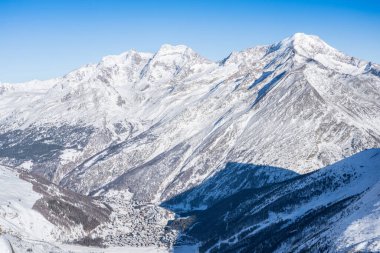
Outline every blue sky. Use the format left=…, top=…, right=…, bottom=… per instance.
left=1, top=0, right=379, bottom=83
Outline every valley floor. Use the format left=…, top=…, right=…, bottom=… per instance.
left=1, top=234, right=198, bottom=253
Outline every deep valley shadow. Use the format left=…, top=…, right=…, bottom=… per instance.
left=162, top=149, right=380, bottom=253
left=161, top=161, right=302, bottom=252
left=162, top=162, right=300, bottom=214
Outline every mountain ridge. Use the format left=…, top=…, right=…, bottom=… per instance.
left=0, top=32, right=369, bottom=85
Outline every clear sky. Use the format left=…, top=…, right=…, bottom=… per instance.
left=1, top=0, right=379, bottom=83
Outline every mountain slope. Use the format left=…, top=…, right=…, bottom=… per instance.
left=168, top=149, right=380, bottom=253
left=0, top=164, right=110, bottom=244
left=58, top=33, right=380, bottom=202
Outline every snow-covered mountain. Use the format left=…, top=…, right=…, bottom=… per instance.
left=166, top=148, right=380, bottom=252
left=0, top=33, right=379, bottom=252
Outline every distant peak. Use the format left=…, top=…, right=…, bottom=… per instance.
left=291, top=32, right=319, bottom=39
left=294, top=33, right=324, bottom=44
left=99, top=50, right=153, bottom=66
left=282, top=33, right=325, bottom=47
left=221, top=33, right=329, bottom=66
left=276, top=32, right=340, bottom=59
left=157, top=44, right=193, bottom=55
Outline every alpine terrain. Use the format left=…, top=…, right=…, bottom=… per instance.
left=0, top=33, right=379, bottom=252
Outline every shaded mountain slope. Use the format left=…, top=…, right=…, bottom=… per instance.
left=166, top=149, right=380, bottom=253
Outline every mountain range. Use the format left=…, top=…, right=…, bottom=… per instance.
left=0, top=33, right=379, bottom=253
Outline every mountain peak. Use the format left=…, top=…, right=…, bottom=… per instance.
left=100, top=50, right=153, bottom=66
left=281, top=32, right=335, bottom=57
left=137, top=43, right=214, bottom=83
left=290, top=32, right=321, bottom=41
left=221, top=33, right=328, bottom=67
left=156, top=44, right=193, bottom=56
left=279, top=32, right=324, bottom=49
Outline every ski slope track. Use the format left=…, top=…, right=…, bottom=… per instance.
left=0, top=33, right=379, bottom=252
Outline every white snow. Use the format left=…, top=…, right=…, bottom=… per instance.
left=19, top=160, right=33, bottom=171
left=334, top=180, right=380, bottom=252
left=60, top=148, right=82, bottom=163
left=0, top=236, right=13, bottom=253
left=0, top=166, right=58, bottom=241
